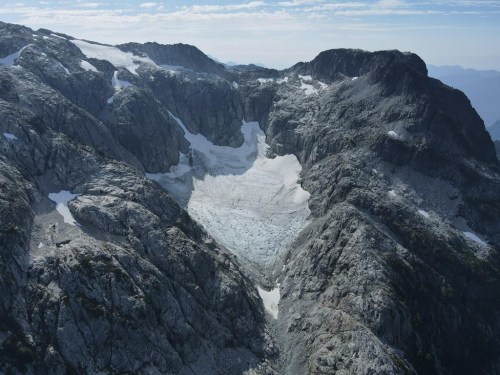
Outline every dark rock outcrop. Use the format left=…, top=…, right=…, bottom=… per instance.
left=288, top=48, right=427, bottom=82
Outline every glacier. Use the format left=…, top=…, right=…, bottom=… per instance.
left=147, top=115, right=311, bottom=272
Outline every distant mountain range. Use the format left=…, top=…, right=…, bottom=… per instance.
left=428, top=65, right=500, bottom=140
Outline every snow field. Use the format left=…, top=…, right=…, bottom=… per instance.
left=71, top=39, right=156, bottom=74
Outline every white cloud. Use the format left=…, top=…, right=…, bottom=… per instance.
left=185, top=1, right=266, bottom=12
left=76, top=2, right=104, bottom=8
left=376, top=0, right=405, bottom=8
left=140, top=2, right=158, bottom=8
left=0, top=0, right=499, bottom=70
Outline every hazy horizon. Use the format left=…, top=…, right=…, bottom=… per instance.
left=1, top=0, right=499, bottom=71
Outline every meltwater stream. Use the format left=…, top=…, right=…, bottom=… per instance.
left=147, top=114, right=311, bottom=273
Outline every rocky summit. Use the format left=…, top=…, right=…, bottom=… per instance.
left=0, top=21, right=499, bottom=375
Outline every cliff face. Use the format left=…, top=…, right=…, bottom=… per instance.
left=1, top=21, right=500, bottom=375
left=244, top=50, right=500, bottom=374
left=0, top=22, right=271, bottom=375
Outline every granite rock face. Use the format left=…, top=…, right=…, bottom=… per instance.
left=0, top=21, right=272, bottom=375
left=246, top=49, right=500, bottom=375
left=1, top=20, right=500, bottom=375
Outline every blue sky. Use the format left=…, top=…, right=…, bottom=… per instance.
left=1, top=0, right=500, bottom=69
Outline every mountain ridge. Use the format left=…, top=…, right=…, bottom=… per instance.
left=0, top=21, right=499, bottom=375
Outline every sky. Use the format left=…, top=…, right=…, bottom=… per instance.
left=1, top=0, right=500, bottom=70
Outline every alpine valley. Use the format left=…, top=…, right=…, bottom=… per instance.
left=0, top=21, right=499, bottom=375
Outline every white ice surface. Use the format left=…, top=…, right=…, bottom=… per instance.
left=71, top=39, right=156, bottom=74
left=257, top=285, right=280, bottom=319
left=418, top=209, right=430, bottom=219
left=80, top=60, right=98, bottom=72
left=3, top=133, right=17, bottom=140
left=147, top=115, right=311, bottom=269
left=463, top=231, right=488, bottom=247
left=48, top=190, right=79, bottom=226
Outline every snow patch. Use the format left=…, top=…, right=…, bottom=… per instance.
left=300, top=81, right=317, bottom=96
left=71, top=39, right=156, bottom=74
left=299, top=74, right=313, bottom=81
left=147, top=115, right=311, bottom=268
left=418, top=209, right=430, bottom=219
left=277, top=77, right=289, bottom=84
left=257, top=285, right=280, bottom=319
left=463, top=231, right=488, bottom=247
left=388, top=190, right=397, bottom=197
left=352, top=76, right=358, bottom=80
left=160, top=64, right=191, bottom=74
left=48, top=191, right=79, bottom=226
left=298, top=74, right=323, bottom=95
left=38, top=242, right=44, bottom=249
left=80, top=60, right=98, bottom=72
left=3, top=133, right=17, bottom=140
left=232, top=81, right=239, bottom=89
left=318, top=81, right=328, bottom=89
left=388, top=131, right=400, bottom=139
left=0, top=49, right=22, bottom=66
left=257, top=78, right=273, bottom=83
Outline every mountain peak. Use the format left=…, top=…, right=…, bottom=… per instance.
left=117, top=42, right=227, bottom=76
left=289, top=48, right=427, bottom=82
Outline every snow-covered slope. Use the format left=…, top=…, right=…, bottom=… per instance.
left=71, top=39, right=156, bottom=74
left=147, top=116, right=310, bottom=271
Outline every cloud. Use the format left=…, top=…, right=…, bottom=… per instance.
left=139, top=2, right=158, bottom=8
left=76, top=2, right=104, bottom=8
left=185, top=1, right=266, bottom=12
left=376, top=0, right=405, bottom=8
left=0, top=0, right=499, bottom=70
left=277, top=0, right=319, bottom=6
